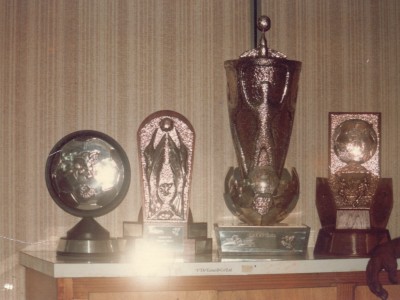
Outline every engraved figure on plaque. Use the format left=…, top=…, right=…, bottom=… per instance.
left=138, top=111, right=193, bottom=223
left=143, top=117, right=188, bottom=221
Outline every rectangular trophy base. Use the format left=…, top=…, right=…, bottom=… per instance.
left=314, top=226, right=391, bottom=258
left=123, top=221, right=212, bottom=257
left=214, top=224, right=310, bottom=257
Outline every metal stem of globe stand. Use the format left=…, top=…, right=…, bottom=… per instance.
left=66, top=217, right=110, bottom=240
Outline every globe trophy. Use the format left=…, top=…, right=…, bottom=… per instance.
left=123, top=110, right=212, bottom=257
left=45, top=130, right=131, bottom=257
left=314, top=113, right=392, bottom=257
left=214, top=16, right=309, bottom=256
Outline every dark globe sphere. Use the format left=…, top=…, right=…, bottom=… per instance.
left=45, top=130, right=130, bottom=218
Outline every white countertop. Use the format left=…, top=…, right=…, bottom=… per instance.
left=19, top=248, right=376, bottom=278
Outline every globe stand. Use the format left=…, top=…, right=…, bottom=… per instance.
left=45, top=130, right=131, bottom=259
left=57, top=217, right=121, bottom=257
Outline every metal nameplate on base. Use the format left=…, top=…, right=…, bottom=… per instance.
left=214, top=224, right=310, bottom=256
left=142, top=223, right=186, bottom=252
left=123, top=221, right=212, bottom=256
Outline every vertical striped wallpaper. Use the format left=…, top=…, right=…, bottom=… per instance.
left=0, top=1, right=250, bottom=298
left=0, top=1, right=399, bottom=298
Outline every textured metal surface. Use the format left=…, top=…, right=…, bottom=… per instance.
left=46, top=130, right=131, bottom=218
left=224, top=16, right=301, bottom=225
left=328, top=113, right=381, bottom=208
left=330, top=113, right=380, bottom=177
left=224, top=167, right=299, bottom=225
left=137, top=110, right=194, bottom=223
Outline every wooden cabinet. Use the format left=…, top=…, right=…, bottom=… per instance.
left=21, top=250, right=400, bottom=300
left=25, top=267, right=400, bottom=300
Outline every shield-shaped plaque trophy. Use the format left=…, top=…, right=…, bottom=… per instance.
left=314, top=113, right=392, bottom=257
left=123, top=111, right=212, bottom=257
left=214, top=16, right=309, bottom=256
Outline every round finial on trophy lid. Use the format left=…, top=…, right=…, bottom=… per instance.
left=257, top=15, right=271, bottom=32
left=257, top=15, right=271, bottom=57
left=238, top=15, right=286, bottom=58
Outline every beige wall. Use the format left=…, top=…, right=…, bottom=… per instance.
left=0, top=0, right=399, bottom=299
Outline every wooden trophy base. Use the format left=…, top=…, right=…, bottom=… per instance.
left=314, top=226, right=390, bottom=258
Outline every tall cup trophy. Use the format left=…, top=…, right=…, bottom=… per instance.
left=314, top=113, right=392, bottom=257
left=214, top=16, right=309, bottom=256
left=123, top=111, right=212, bottom=257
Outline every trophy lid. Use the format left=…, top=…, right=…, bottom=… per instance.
left=225, top=15, right=301, bottom=65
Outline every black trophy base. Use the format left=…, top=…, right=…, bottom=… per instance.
left=57, top=217, right=123, bottom=258
left=57, top=238, right=123, bottom=257
left=314, top=226, right=391, bottom=258
left=214, top=224, right=310, bottom=257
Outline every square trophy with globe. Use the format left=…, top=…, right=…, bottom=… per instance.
left=314, top=113, right=392, bottom=257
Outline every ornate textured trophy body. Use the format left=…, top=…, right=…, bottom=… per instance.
left=138, top=111, right=193, bottom=223
left=314, top=113, right=392, bottom=257
left=214, top=16, right=309, bottom=256
left=123, top=110, right=211, bottom=256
